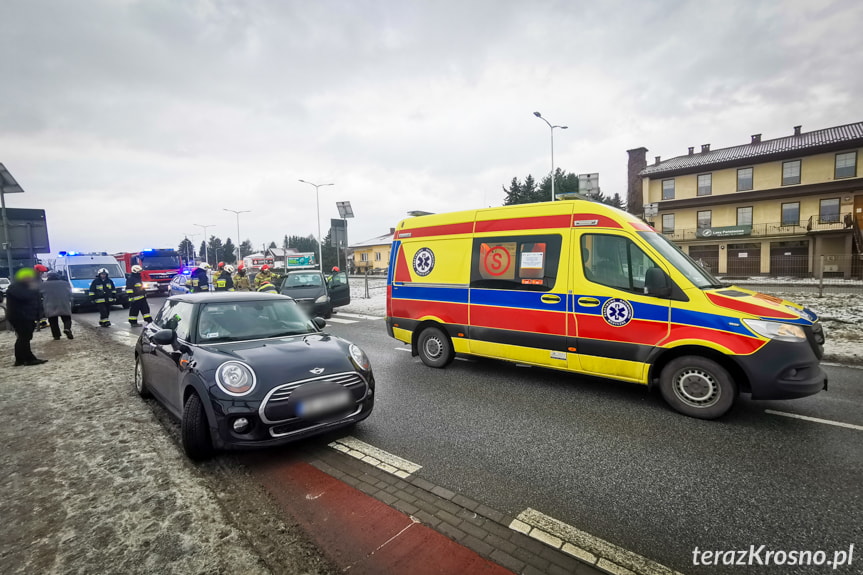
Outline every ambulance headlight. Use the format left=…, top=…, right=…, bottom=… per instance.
left=742, top=319, right=806, bottom=342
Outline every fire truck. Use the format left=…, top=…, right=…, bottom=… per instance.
left=114, top=249, right=182, bottom=294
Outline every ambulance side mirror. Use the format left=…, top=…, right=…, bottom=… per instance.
left=645, top=267, right=672, bottom=298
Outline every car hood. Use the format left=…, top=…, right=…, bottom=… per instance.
left=199, top=333, right=357, bottom=385
left=703, top=286, right=818, bottom=324
left=280, top=286, right=325, bottom=299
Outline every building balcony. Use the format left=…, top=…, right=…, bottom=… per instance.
left=662, top=213, right=852, bottom=242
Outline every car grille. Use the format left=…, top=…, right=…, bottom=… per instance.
left=261, top=371, right=367, bottom=424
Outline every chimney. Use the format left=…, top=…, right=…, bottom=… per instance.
left=751, top=134, right=761, bottom=144
left=793, top=125, right=802, bottom=136
left=389, top=227, right=395, bottom=234
left=626, top=147, right=647, bottom=217
left=688, top=147, right=694, bottom=155
left=654, top=155, right=661, bottom=165
left=701, top=144, right=711, bottom=153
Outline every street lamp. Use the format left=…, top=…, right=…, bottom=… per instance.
left=298, top=179, right=334, bottom=271
left=183, top=233, right=199, bottom=265
left=193, top=224, right=214, bottom=264
left=0, top=163, right=25, bottom=276
left=223, top=209, right=250, bottom=265
left=533, top=111, right=568, bottom=201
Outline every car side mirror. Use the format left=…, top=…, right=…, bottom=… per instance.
left=644, top=267, right=672, bottom=298
left=151, top=328, right=175, bottom=345
left=313, top=317, right=326, bottom=330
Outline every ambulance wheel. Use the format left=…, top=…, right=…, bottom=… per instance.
left=659, top=356, right=737, bottom=419
left=417, top=326, right=454, bottom=368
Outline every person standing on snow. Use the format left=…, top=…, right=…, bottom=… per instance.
left=41, top=271, right=74, bottom=340
left=126, top=265, right=152, bottom=326
left=88, top=268, right=116, bottom=327
left=6, top=268, right=49, bottom=365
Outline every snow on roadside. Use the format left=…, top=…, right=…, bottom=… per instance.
left=342, top=277, right=386, bottom=316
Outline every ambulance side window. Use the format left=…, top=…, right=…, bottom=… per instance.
left=581, top=234, right=659, bottom=294
left=470, top=234, right=561, bottom=292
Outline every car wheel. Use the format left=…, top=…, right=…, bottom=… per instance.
left=134, top=355, right=152, bottom=398
left=182, top=392, right=213, bottom=460
left=324, top=306, right=333, bottom=319
left=659, top=356, right=737, bottom=419
left=417, top=325, right=455, bottom=368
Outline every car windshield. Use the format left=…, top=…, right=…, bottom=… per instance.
left=68, top=263, right=125, bottom=280
left=638, top=232, right=723, bottom=289
left=140, top=255, right=181, bottom=270
left=283, top=273, right=323, bottom=288
left=196, top=299, right=318, bottom=342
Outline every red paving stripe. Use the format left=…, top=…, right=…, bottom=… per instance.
left=251, top=458, right=513, bottom=575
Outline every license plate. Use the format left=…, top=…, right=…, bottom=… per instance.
left=296, top=389, right=351, bottom=419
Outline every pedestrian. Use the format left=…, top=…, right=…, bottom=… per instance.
left=89, top=267, right=116, bottom=327
left=214, top=264, right=235, bottom=292
left=5, top=268, right=48, bottom=366
left=254, top=264, right=274, bottom=289
left=233, top=263, right=251, bottom=291
left=188, top=262, right=211, bottom=293
left=40, top=271, right=74, bottom=340
left=34, top=264, right=50, bottom=330
left=126, top=264, right=152, bottom=326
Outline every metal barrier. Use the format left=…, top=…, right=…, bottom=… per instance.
left=719, top=253, right=863, bottom=296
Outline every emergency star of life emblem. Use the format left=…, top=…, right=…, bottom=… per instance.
left=602, top=298, right=634, bottom=327
left=413, top=247, right=435, bottom=277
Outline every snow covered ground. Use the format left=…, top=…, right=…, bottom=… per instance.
left=342, top=276, right=387, bottom=316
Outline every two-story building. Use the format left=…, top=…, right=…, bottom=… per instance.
left=350, top=230, right=394, bottom=273
left=628, top=122, right=863, bottom=277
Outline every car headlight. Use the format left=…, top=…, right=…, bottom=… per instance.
left=72, top=288, right=87, bottom=294
left=349, top=343, right=370, bottom=370
left=315, top=294, right=330, bottom=304
left=742, top=319, right=807, bottom=342
left=215, top=361, right=257, bottom=396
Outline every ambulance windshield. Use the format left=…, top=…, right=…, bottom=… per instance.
left=638, top=232, right=723, bottom=289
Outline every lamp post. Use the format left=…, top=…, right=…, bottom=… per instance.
left=533, top=112, right=568, bottom=201
left=223, top=209, right=250, bottom=265
left=298, top=179, right=334, bottom=271
left=0, top=163, right=25, bottom=276
left=184, top=233, right=199, bottom=266
left=193, top=224, right=214, bottom=264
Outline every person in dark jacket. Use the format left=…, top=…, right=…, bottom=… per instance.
left=41, top=271, right=73, bottom=340
left=188, top=262, right=211, bottom=293
left=89, top=268, right=116, bottom=327
left=213, top=264, right=235, bottom=292
left=6, top=268, right=48, bottom=366
left=125, top=265, right=152, bottom=326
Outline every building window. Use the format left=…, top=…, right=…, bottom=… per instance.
left=737, top=168, right=753, bottom=191
left=375, top=252, right=382, bottom=261
left=697, top=210, right=712, bottom=229
left=835, top=151, right=857, bottom=179
left=737, top=206, right=753, bottom=227
left=662, top=179, right=675, bottom=200
left=782, top=160, right=801, bottom=185
left=360, top=252, right=369, bottom=262
left=662, top=213, right=675, bottom=234
left=781, top=202, right=800, bottom=226
left=697, top=174, right=712, bottom=196
left=820, top=198, right=840, bottom=223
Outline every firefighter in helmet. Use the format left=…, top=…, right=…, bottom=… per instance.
left=254, top=264, right=274, bottom=289
left=89, top=268, right=116, bottom=327
left=126, top=265, right=152, bottom=326
left=188, top=262, right=211, bottom=293
left=214, top=264, right=235, bottom=292
left=233, top=263, right=251, bottom=291
left=257, top=279, right=279, bottom=294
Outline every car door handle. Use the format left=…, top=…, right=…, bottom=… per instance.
left=540, top=294, right=561, bottom=304
left=578, top=297, right=601, bottom=307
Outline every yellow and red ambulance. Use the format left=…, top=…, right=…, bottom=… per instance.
left=385, top=200, right=827, bottom=419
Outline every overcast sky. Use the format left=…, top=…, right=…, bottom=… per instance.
left=2, top=0, right=862, bottom=256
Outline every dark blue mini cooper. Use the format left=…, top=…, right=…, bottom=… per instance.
left=134, top=292, right=374, bottom=459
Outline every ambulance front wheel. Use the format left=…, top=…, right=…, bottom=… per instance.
left=659, top=356, right=737, bottom=419
left=417, top=326, right=455, bottom=368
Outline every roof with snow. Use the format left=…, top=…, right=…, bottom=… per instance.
left=349, top=232, right=394, bottom=249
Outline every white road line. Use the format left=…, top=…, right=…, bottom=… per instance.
left=337, top=312, right=384, bottom=320
left=510, top=508, right=684, bottom=575
left=329, top=436, right=422, bottom=479
left=821, top=362, right=863, bottom=370
left=765, top=409, right=863, bottom=431
left=325, top=317, right=358, bottom=324
left=395, top=347, right=412, bottom=352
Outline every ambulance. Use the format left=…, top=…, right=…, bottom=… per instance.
left=385, top=200, right=827, bottom=419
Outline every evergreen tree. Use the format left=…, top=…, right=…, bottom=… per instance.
left=207, top=236, right=224, bottom=264
left=198, top=241, right=207, bottom=261
left=538, top=169, right=579, bottom=201
left=178, top=237, right=195, bottom=264
left=287, top=234, right=319, bottom=254
left=222, top=238, right=237, bottom=264
left=503, top=177, right=523, bottom=205
left=268, top=241, right=277, bottom=249
left=239, top=239, right=254, bottom=258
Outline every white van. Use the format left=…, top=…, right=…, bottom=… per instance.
left=54, top=252, right=129, bottom=311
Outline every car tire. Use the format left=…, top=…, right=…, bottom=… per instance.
left=659, top=356, right=737, bottom=419
left=182, top=392, right=213, bottom=460
left=134, top=355, right=152, bottom=399
left=417, top=325, right=455, bottom=368
left=324, top=306, right=333, bottom=319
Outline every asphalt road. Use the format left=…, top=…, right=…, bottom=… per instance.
left=73, top=297, right=863, bottom=574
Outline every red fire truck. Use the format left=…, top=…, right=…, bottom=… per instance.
left=114, top=249, right=182, bottom=294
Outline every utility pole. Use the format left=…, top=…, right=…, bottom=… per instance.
left=299, top=179, right=334, bottom=271
left=533, top=112, right=568, bottom=201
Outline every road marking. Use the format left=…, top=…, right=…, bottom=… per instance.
left=395, top=347, right=412, bottom=352
left=337, top=312, right=384, bottom=320
left=821, top=362, right=863, bottom=370
left=765, top=409, right=863, bottom=431
left=329, top=436, right=422, bottom=479
left=326, top=317, right=358, bottom=324
left=510, top=508, right=684, bottom=575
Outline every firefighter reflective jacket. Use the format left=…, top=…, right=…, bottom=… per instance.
left=88, top=277, right=117, bottom=303
left=254, top=270, right=274, bottom=288
left=214, top=270, right=235, bottom=292
left=233, top=271, right=251, bottom=291
left=125, top=273, right=147, bottom=301
left=188, top=268, right=209, bottom=293
left=257, top=281, right=278, bottom=294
